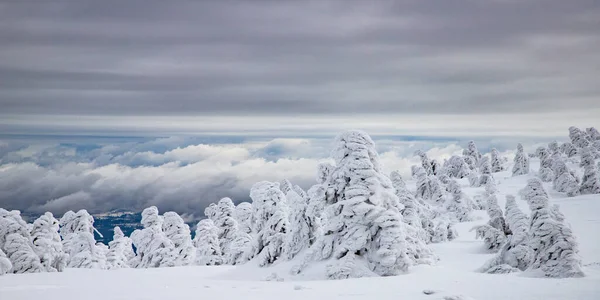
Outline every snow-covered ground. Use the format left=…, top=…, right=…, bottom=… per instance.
left=1, top=167, right=599, bottom=300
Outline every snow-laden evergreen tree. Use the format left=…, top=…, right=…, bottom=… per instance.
left=204, top=203, right=218, bottom=222
left=250, top=181, right=289, bottom=267
left=294, top=131, right=414, bottom=279
left=234, top=202, right=253, bottom=234
left=162, top=212, right=196, bottom=266
left=560, top=142, right=577, bottom=158
left=414, top=167, right=444, bottom=204
left=552, top=159, right=580, bottom=197
left=523, top=181, right=584, bottom=278
left=280, top=179, right=293, bottom=195
left=579, top=147, right=600, bottom=194
left=478, top=195, right=533, bottom=273
left=212, top=198, right=244, bottom=264
left=512, top=143, right=530, bottom=176
left=4, top=233, right=44, bottom=274
left=226, top=230, right=253, bottom=265
left=106, top=227, right=134, bottom=269
left=569, top=126, right=590, bottom=149
left=391, top=171, right=433, bottom=240
left=59, top=209, right=107, bottom=269
left=472, top=194, right=508, bottom=251
left=479, top=156, right=493, bottom=186
left=415, top=150, right=434, bottom=176
left=0, top=209, right=42, bottom=273
left=587, top=127, right=600, bottom=141
left=520, top=178, right=549, bottom=202
left=30, top=212, right=67, bottom=272
left=390, top=171, right=436, bottom=262
left=66, top=233, right=108, bottom=269
left=130, top=206, right=177, bottom=268
left=193, top=219, right=222, bottom=266
left=284, top=188, right=311, bottom=260
left=445, top=180, right=472, bottom=222
left=305, top=162, right=336, bottom=247
left=0, top=248, right=11, bottom=275
left=548, top=141, right=560, bottom=155
left=443, top=155, right=470, bottom=178
left=463, top=140, right=482, bottom=166
left=536, top=146, right=554, bottom=182
left=490, top=148, right=504, bottom=173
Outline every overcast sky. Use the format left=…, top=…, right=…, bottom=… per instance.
left=1, top=0, right=599, bottom=136
left=2, top=0, right=600, bottom=217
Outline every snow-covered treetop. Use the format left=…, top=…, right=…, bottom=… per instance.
left=60, top=209, right=95, bottom=236
left=516, top=143, right=524, bottom=152
left=217, top=198, right=235, bottom=219
left=141, top=206, right=161, bottom=228
left=249, top=181, right=286, bottom=233
left=280, top=179, right=293, bottom=195
left=520, top=178, right=549, bottom=203
left=569, top=126, right=591, bottom=148
left=113, top=226, right=125, bottom=240
left=204, top=203, right=218, bottom=221
left=0, top=209, right=31, bottom=248
left=586, top=127, right=600, bottom=141
left=317, top=162, right=334, bottom=184
left=332, top=130, right=380, bottom=172
left=548, top=141, right=559, bottom=154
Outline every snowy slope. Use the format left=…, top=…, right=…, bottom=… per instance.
left=1, top=163, right=599, bottom=300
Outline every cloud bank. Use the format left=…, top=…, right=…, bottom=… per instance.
left=0, top=134, right=527, bottom=219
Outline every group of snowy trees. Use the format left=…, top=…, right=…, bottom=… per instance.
left=530, top=126, right=600, bottom=197
left=1, top=127, right=594, bottom=280
left=476, top=179, right=584, bottom=278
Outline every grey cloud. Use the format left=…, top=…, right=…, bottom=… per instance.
left=0, top=0, right=599, bottom=119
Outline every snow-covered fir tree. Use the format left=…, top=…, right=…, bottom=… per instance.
left=294, top=131, right=422, bottom=279
left=212, top=198, right=244, bottom=264
left=472, top=194, right=508, bottom=251
left=4, top=233, right=44, bottom=274
left=522, top=181, right=584, bottom=278
left=443, top=155, right=470, bottom=178
left=284, top=188, right=311, bottom=260
left=414, top=167, right=444, bottom=204
left=569, top=126, right=590, bottom=149
left=193, top=219, right=222, bottom=266
left=536, top=146, right=554, bottom=182
left=162, top=212, right=196, bottom=266
left=478, top=195, right=533, bottom=274
left=445, top=179, right=472, bottom=222
left=60, top=209, right=106, bottom=269
left=560, top=142, right=577, bottom=157
left=512, top=143, right=530, bottom=176
left=586, top=127, right=600, bottom=141
left=106, top=227, right=134, bottom=269
left=0, top=248, right=11, bottom=275
left=415, top=150, right=434, bottom=176
left=552, top=159, right=580, bottom=197
left=579, top=147, right=600, bottom=194
left=250, top=181, right=289, bottom=267
left=479, top=156, right=493, bottom=186
left=66, top=232, right=107, bottom=269
left=30, top=212, right=67, bottom=272
left=234, top=202, right=253, bottom=234
left=0, top=209, right=43, bottom=274
left=490, top=148, right=504, bottom=173
left=463, top=140, right=482, bottom=166
left=130, top=206, right=177, bottom=268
